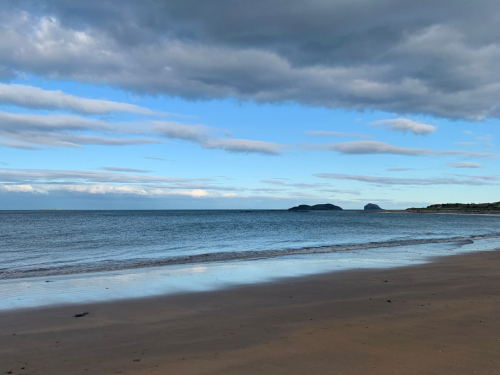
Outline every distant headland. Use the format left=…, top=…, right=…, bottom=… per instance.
left=288, top=203, right=343, bottom=211
left=406, top=201, right=500, bottom=214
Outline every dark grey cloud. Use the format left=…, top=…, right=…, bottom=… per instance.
left=2, top=1, right=500, bottom=119
left=315, top=173, right=500, bottom=186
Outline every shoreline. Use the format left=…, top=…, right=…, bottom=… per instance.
left=3, top=235, right=500, bottom=311
left=3, top=232, right=499, bottom=282
left=2, top=249, right=500, bottom=374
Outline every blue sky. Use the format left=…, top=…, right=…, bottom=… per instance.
left=1, top=0, right=499, bottom=209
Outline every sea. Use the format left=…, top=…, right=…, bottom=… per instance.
left=1, top=210, right=500, bottom=310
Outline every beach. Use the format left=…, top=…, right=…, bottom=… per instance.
left=2, top=248, right=500, bottom=375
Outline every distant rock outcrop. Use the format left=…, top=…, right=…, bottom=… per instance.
left=288, top=203, right=343, bottom=211
left=364, top=203, right=383, bottom=210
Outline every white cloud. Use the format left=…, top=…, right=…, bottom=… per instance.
left=0, top=183, right=216, bottom=198
left=306, top=140, right=498, bottom=158
left=0, top=184, right=36, bottom=193
left=306, top=131, right=373, bottom=139
left=370, top=118, right=436, bottom=135
left=0, top=83, right=158, bottom=115
left=446, top=162, right=485, bottom=168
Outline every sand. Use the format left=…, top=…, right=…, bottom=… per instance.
left=2, top=249, right=500, bottom=375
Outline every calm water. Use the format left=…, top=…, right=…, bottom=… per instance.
left=2, top=210, right=500, bottom=280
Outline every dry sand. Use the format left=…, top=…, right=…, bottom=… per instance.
left=2, top=249, right=500, bottom=375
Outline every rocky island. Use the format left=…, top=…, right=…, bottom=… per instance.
left=288, top=203, right=343, bottom=211
left=364, top=203, right=384, bottom=210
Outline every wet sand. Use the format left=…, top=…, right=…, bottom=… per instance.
left=2, top=249, right=500, bottom=375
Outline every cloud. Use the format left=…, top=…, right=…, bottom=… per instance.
left=0, top=83, right=158, bottom=115
left=315, top=173, right=499, bottom=186
left=306, top=131, right=373, bottom=139
left=152, top=121, right=210, bottom=142
left=454, top=142, right=478, bottom=146
left=0, top=183, right=216, bottom=198
left=306, top=140, right=498, bottom=158
left=260, top=179, right=326, bottom=188
left=0, top=110, right=111, bottom=132
left=143, top=156, right=169, bottom=161
left=0, top=111, right=166, bottom=148
left=1, top=3, right=500, bottom=119
left=0, top=110, right=282, bottom=154
left=370, top=118, right=436, bottom=135
left=0, top=184, right=36, bottom=193
left=318, top=189, right=361, bottom=195
left=445, top=162, right=484, bottom=168
left=201, top=138, right=286, bottom=155
left=0, top=168, right=196, bottom=184
left=0, top=168, right=327, bottom=201
left=461, top=131, right=494, bottom=148
left=0, top=141, right=39, bottom=150
left=386, top=168, right=415, bottom=171
left=0, top=167, right=257, bottom=198
left=99, top=167, right=153, bottom=173
left=476, top=134, right=494, bottom=148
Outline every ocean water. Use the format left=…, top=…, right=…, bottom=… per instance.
left=2, top=210, right=500, bottom=280
left=1, top=210, right=500, bottom=310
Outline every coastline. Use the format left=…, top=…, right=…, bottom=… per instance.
left=2, top=249, right=500, bottom=374
left=384, top=209, right=500, bottom=215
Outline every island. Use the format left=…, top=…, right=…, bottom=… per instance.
left=406, top=201, right=500, bottom=214
left=288, top=203, right=343, bottom=211
left=364, top=203, right=383, bottom=210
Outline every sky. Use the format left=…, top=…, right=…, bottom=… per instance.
left=0, top=0, right=499, bottom=210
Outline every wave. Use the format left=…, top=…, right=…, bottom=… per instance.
left=1, top=233, right=500, bottom=280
